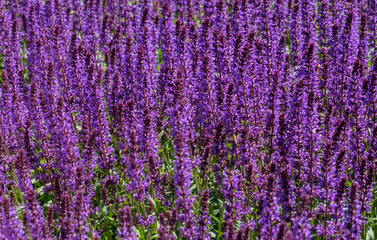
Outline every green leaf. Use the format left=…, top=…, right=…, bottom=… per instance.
left=212, top=209, right=219, bottom=215
left=151, top=234, right=159, bottom=239
left=210, top=214, right=220, bottom=224
left=366, top=227, right=375, bottom=240
left=158, top=130, right=164, bottom=140
left=133, top=228, right=141, bottom=238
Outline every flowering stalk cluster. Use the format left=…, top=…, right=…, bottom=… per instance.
left=0, top=0, right=377, bottom=239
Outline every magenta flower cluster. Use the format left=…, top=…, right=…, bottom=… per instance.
left=0, top=0, right=377, bottom=239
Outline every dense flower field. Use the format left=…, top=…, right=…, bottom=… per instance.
left=1, top=0, right=377, bottom=239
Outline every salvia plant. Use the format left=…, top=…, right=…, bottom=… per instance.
left=0, top=0, right=377, bottom=239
